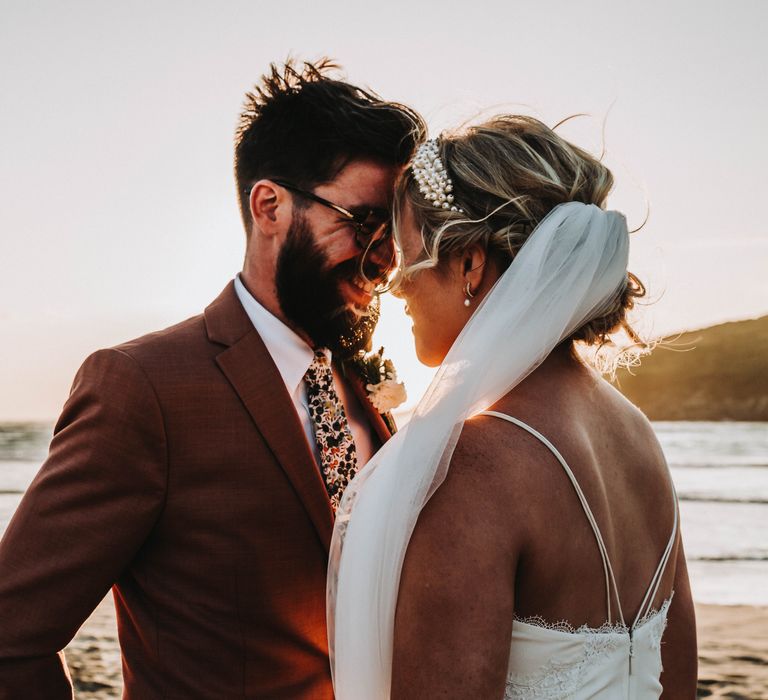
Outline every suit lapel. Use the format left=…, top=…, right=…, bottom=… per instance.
left=206, top=283, right=334, bottom=552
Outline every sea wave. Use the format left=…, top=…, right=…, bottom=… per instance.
left=678, top=494, right=768, bottom=505
left=670, top=462, right=768, bottom=469
left=0, top=423, right=52, bottom=462
left=690, top=555, right=768, bottom=562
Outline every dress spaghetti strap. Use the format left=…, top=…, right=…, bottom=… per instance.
left=632, top=485, right=678, bottom=627
left=478, top=410, right=678, bottom=629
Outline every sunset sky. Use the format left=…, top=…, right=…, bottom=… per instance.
left=1, top=0, right=766, bottom=420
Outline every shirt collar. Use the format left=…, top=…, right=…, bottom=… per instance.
left=234, top=274, right=331, bottom=395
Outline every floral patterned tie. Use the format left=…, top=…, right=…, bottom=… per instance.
left=304, top=350, right=358, bottom=512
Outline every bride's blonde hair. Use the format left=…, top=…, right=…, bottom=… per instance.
left=394, top=114, right=646, bottom=352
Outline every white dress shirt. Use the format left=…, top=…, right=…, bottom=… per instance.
left=234, top=275, right=376, bottom=468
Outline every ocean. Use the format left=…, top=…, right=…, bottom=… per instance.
left=1, top=421, right=766, bottom=606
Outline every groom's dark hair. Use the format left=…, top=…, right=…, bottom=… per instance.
left=234, top=57, right=425, bottom=233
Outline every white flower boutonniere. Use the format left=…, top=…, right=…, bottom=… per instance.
left=367, top=377, right=408, bottom=414
left=352, top=347, right=407, bottom=414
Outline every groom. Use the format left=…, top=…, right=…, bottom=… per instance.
left=0, top=59, right=423, bottom=699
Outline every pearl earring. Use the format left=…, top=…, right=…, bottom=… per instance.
left=464, top=282, right=475, bottom=307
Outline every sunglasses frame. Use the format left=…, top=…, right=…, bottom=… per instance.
left=270, top=180, right=391, bottom=251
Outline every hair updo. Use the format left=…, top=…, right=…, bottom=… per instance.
left=395, top=114, right=646, bottom=349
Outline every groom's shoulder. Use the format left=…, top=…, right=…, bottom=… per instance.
left=108, top=281, right=244, bottom=365
left=71, top=314, right=204, bottom=385
left=64, top=312, right=211, bottom=408
left=72, top=282, right=257, bottom=390
left=117, top=312, right=208, bottom=356
left=79, top=311, right=217, bottom=388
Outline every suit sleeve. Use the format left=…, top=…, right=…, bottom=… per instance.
left=0, top=348, right=168, bottom=699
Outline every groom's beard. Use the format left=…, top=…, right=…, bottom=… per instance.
left=276, top=212, right=381, bottom=360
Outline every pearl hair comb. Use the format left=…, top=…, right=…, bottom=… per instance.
left=411, top=138, right=464, bottom=213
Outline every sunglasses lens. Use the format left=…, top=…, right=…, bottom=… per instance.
left=358, top=220, right=390, bottom=248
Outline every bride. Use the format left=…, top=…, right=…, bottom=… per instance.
left=327, top=115, right=697, bottom=698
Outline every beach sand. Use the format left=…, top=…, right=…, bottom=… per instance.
left=65, top=596, right=121, bottom=699
left=696, top=604, right=768, bottom=699
left=63, top=598, right=768, bottom=698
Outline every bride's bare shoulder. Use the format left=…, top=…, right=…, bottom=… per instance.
left=455, top=408, right=547, bottom=472
left=453, top=389, right=567, bottom=472
left=441, top=402, right=561, bottom=509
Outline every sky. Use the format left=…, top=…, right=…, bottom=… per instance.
left=1, top=0, right=766, bottom=420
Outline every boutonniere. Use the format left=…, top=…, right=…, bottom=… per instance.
left=350, top=346, right=407, bottom=414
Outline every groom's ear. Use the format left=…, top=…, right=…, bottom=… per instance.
left=248, top=180, right=291, bottom=239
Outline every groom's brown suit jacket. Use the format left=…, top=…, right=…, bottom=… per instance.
left=0, top=282, right=392, bottom=700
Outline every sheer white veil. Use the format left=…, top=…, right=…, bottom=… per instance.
left=327, top=201, right=630, bottom=699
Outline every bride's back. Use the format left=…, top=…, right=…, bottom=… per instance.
left=476, top=345, right=678, bottom=628
left=392, top=345, right=695, bottom=698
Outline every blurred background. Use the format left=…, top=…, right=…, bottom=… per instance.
left=1, top=0, right=766, bottom=697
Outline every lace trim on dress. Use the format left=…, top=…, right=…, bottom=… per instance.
left=512, top=595, right=673, bottom=636
left=645, top=598, right=672, bottom=654
left=504, top=597, right=673, bottom=699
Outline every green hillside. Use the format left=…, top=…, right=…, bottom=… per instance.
left=613, top=316, right=768, bottom=421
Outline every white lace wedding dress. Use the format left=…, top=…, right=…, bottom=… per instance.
left=478, top=412, right=678, bottom=699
